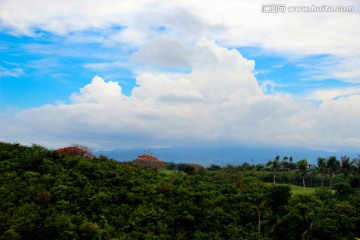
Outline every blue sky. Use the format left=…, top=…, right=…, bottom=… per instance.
left=0, top=0, right=359, bottom=150
left=0, top=30, right=136, bottom=108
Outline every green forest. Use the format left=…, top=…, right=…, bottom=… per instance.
left=0, top=142, right=359, bottom=239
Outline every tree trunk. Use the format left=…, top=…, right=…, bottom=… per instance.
left=273, top=173, right=276, bottom=184
left=321, top=174, right=324, bottom=187
left=302, top=174, right=306, bottom=188
left=330, top=173, right=333, bottom=190
left=258, top=210, right=261, bottom=240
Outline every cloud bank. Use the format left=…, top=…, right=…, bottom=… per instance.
left=1, top=1, right=359, bottom=61
left=3, top=40, right=360, bottom=150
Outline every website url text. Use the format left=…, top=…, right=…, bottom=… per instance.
left=261, top=4, right=355, bottom=13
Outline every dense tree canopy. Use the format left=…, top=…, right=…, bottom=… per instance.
left=0, top=142, right=359, bottom=239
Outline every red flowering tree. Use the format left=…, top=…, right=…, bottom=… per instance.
left=56, top=144, right=95, bottom=158
left=133, top=152, right=164, bottom=170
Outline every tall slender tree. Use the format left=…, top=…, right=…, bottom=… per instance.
left=255, top=194, right=265, bottom=240
left=297, top=159, right=308, bottom=188
left=281, top=156, right=289, bottom=171
left=327, top=156, right=340, bottom=190
left=316, top=157, right=327, bottom=187
left=352, top=156, right=360, bottom=188
left=340, top=155, right=351, bottom=177
left=267, top=157, right=280, bottom=184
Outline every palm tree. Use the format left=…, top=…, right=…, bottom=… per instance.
left=301, top=211, right=315, bottom=240
left=340, top=155, right=351, bottom=177
left=267, top=157, right=280, bottom=184
left=316, top=157, right=327, bottom=187
left=281, top=156, right=289, bottom=171
left=327, top=156, right=340, bottom=190
left=352, top=157, right=360, bottom=188
left=255, top=194, right=265, bottom=240
left=297, top=159, right=308, bottom=188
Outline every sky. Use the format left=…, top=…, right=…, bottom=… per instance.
left=0, top=0, right=360, bottom=151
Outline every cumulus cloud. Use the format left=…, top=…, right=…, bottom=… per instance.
left=131, top=37, right=191, bottom=68
left=70, top=76, right=126, bottom=103
left=2, top=40, right=360, bottom=150
left=313, top=95, right=360, bottom=147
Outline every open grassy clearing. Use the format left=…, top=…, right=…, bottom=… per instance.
left=290, top=185, right=335, bottom=194
left=290, top=184, right=316, bottom=194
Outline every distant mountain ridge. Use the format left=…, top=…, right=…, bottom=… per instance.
left=96, top=146, right=358, bottom=166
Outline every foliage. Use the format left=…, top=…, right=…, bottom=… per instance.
left=133, top=153, right=164, bottom=171
left=56, top=145, right=95, bottom=158
left=0, top=142, right=359, bottom=239
left=326, top=156, right=340, bottom=190
left=297, top=159, right=308, bottom=188
left=341, top=155, right=352, bottom=177
left=315, top=157, right=327, bottom=187
left=267, top=156, right=281, bottom=184
left=352, top=157, right=360, bottom=188
left=207, top=164, right=222, bottom=171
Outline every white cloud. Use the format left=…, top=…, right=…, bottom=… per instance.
left=83, top=61, right=128, bottom=71
left=1, top=0, right=359, bottom=55
left=0, top=0, right=153, bottom=35
left=2, top=40, right=360, bottom=150
left=70, top=76, right=126, bottom=103
left=301, top=55, right=360, bottom=83
left=1, top=0, right=359, bottom=86
left=260, top=80, right=276, bottom=94
left=0, top=66, right=24, bottom=78
left=305, top=87, right=360, bottom=101
left=313, top=95, right=360, bottom=147
left=1, top=0, right=359, bottom=149
left=131, top=37, right=191, bottom=68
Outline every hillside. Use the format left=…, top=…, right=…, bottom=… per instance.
left=96, top=145, right=358, bottom=166
left=0, top=142, right=359, bottom=239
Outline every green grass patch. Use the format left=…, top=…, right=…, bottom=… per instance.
left=159, top=168, right=175, bottom=175
left=290, top=184, right=316, bottom=194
